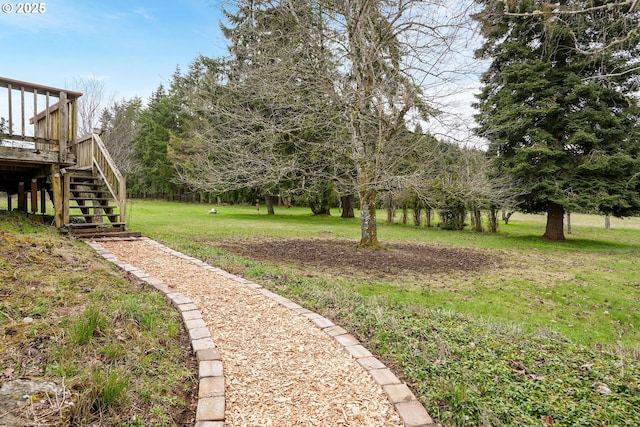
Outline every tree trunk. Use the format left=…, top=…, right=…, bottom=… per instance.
left=502, top=208, right=513, bottom=224
left=566, top=210, right=572, bottom=235
left=542, top=201, right=565, bottom=242
left=426, top=208, right=432, bottom=228
left=605, top=215, right=611, bottom=230
left=359, top=190, right=379, bottom=247
left=488, top=207, right=498, bottom=233
left=401, top=204, right=408, bottom=224
left=413, top=203, right=421, bottom=226
left=340, top=195, right=355, bottom=218
left=310, top=204, right=331, bottom=215
left=310, top=201, right=331, bottom=215
left=386, top=194, right=394, bottom=224
left=265, top=195, right=275, bottom=215
left=472, top=209, right=483, bottom=232
left=459, top=209, right=467, bottom=230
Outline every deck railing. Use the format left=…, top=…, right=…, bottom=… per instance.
left=0, top=77, right=82, bottom=163
left=76, top=131, right=127, bottom=221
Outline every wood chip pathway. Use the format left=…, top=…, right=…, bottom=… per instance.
left=87, top=237, right=435, bottom=427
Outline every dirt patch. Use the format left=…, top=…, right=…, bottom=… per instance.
left=210, top=238, right=499, bottom=277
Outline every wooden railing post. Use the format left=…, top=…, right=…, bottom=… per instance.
left=119, top=175, right=126, bottom=223
left=7, top=83, right=13, bottom=136
left=91, top=134, right=95, bottom=171
left=58, top=91, right=68, bottom=162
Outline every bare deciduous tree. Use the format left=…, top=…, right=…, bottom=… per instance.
left=173, top=0, right=480, bottom=245
left=99, top=98, right=143, bottom=176
left=74, top=77, right=110, bottom=137
left=325, top=0, right=479, bottom=245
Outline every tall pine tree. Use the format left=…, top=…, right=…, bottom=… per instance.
left=131, top=85, right=184, bottom=198
left=474, top=0, right=640, bottom=241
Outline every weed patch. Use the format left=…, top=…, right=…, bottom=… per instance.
left=256, top=269, right=640, bottom=426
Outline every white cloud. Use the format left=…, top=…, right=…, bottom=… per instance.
left=134, top=8, right=156, bottom=21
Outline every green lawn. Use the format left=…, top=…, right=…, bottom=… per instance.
left=125, top=199, right=640, bottom=349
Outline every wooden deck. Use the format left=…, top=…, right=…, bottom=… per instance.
left=1, top=76, right=132, bottom=236
left=1, top=78, right=80, bottom=179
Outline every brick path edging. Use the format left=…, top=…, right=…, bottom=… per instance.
left=87, top=237, right=436, bottom=427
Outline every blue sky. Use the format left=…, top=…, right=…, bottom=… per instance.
left=0, top=0, right=228, bottom=101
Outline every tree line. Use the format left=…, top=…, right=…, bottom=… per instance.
left=93, top=0, right=640, bottom=244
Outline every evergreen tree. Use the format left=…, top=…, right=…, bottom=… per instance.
left=474, top=0, right=640, bottom=241
left=131, top=85, right=184, bottom=198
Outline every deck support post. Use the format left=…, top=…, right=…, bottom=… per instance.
left=40, top=187, right=46, bottom=214
left=18, top=182, right=26, bottom=211
left=30, top=179, right=38, bottom=214
left=51, top=165, right=63, bottom=227
left=7, top=194, right=12, bottom=211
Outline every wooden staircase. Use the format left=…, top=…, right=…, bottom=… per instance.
left=66, top=169, right=126, bottom=236
left=64, top=132, right=140, bottom=238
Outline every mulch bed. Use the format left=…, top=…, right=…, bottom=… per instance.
left=209, top=238, right=499, bottom=277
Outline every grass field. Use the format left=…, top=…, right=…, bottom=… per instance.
left=124, top=199, right=640, bottom=349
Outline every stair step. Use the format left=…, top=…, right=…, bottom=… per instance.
left=72, top=230, right=142, bottom=239
left=69, top=174, right=99, bottom=179
left=69, top=215, right=120, bottom=221
left=69, top=181, right=105, bottom=188
left=71, top=186, right=107, bottom=190
left=69, top=209, right=118, bottom=212
left=68, top=173, right=94, bottom=179
left=70, top=178, right=103, bottom=183
left=66, top=222, right=127, bottom=228
left=71, top=196, right=113, bottom=201
left=66, top=225, right=134, bottom=238
left=69, top=176, right=98, bottom=181
left=70, top=200, right=117, bottom=205
left=71, top=200, right=115, bottom=206
left=71, top=192, right=110, bottom=197
left=69, top=205, right=118, bottom=209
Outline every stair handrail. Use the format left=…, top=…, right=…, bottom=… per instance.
left=90, top=131, right=126, bottom=224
